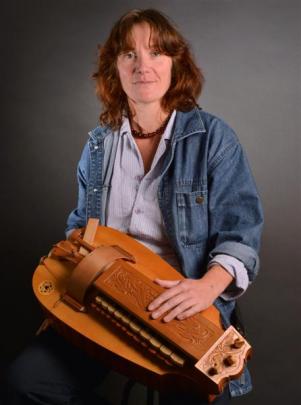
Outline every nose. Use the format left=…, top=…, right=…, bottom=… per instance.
left=134, top=53, right=150, bottom=74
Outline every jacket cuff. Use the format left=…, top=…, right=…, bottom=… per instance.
left=208, top=254, right=249, bottom=301
left=209, top=241, right=260, bottom=282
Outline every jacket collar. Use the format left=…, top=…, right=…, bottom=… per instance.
left=88, top=107, right=206, bottom=144
left=171, top=107, right=206, bottom=143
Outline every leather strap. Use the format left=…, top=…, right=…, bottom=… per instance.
left=63, top=244, right=135, bottom=310
left=79, top=218, right=99, bottom=256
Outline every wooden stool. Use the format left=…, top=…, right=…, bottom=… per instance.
left=121, top=379, right=155, bottom=405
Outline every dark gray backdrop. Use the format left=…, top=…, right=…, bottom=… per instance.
left=1, top=0, right=300, bottom=404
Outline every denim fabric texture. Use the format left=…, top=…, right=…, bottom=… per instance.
left=66, top=107, right=264, bottom=397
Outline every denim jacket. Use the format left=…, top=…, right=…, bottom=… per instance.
left=66, top=107, right=264, bottom=397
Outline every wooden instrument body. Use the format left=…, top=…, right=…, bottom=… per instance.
left=33, top=225, right=251, bottom=401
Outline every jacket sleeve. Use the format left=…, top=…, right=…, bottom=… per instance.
left=207, top=124, right=264, bottom=283
left=65, top=142, right=90, bottom=235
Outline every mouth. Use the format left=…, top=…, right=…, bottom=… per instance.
left=133, top=80, right=156, bottom=84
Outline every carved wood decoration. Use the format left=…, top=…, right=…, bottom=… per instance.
left=94, top=263, right=222, bottom=360
left=32, top=219, right=252, bottom=401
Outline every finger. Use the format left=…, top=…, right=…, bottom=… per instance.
left=148, top=283, right=184, bottom=311
left=150, top=293, right=188, bottom=319
left=176, top=303, right=203, bottom=320
left=163, top=299, right=196, bottom=323
left=153, top=279, right=181, bottom=288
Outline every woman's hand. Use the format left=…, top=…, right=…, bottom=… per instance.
left=147, top=265, right=234, bottom=322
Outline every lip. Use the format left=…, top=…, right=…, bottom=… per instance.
left=133, top=80, right=156, bottom=84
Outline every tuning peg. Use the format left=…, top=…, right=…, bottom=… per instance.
left=224, top=355, right=235, bottom=367
left=231, top=338, right=245, bottom=349
left=207, top=366, right=219, bottom=376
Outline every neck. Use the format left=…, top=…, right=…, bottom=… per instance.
left=128, top=101, right=169, bottom=133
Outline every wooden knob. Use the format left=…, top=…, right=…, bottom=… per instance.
left=231, top=338, right=245, bottom=349
left=207, top=367, right=219, bottom=376
left=224, top=355, right=235, bottom=367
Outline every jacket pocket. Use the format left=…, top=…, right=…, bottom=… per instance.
left=176, top=190, right=208, bottom=246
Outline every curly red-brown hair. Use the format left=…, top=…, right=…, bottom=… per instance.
left=92, top=9, right=204, bottom=129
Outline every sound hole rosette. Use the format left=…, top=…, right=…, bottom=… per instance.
left=38, top=280, right=55, bottom=295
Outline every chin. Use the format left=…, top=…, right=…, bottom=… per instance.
left=133, top=93, right=166, bottom=105
left=137, top=97, right=161, bottom=103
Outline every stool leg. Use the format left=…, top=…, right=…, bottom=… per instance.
left=120, top=379, right=136, bottom=405
left=146, top=387, right=154, bottom=405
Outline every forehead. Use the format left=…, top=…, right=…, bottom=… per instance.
left=121, top=22, right=160, bottom=50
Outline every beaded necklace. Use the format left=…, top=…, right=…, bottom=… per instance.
left=130, top=113, right=171, bottom=138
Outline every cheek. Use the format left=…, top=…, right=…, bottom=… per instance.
left=161, top=59, right=172, bottom=81
left=160, top=63, right=172, bottom=86
left=117, top=63, right=130, bottom=86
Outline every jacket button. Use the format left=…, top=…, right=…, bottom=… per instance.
left=196, top=196, right=204, bottom=204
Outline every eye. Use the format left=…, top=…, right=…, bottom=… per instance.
left=124, top=51, right=136, bottom=59
left=150, top=49, right=161, bottom=57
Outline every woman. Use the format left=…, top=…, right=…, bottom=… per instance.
left=4, top=8, right=263, bottom=405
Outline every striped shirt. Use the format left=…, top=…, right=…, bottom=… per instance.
left=106, top=111, right=180, bottom=269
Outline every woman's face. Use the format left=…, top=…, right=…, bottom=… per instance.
left=116, top=23, right=172, bottom=110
